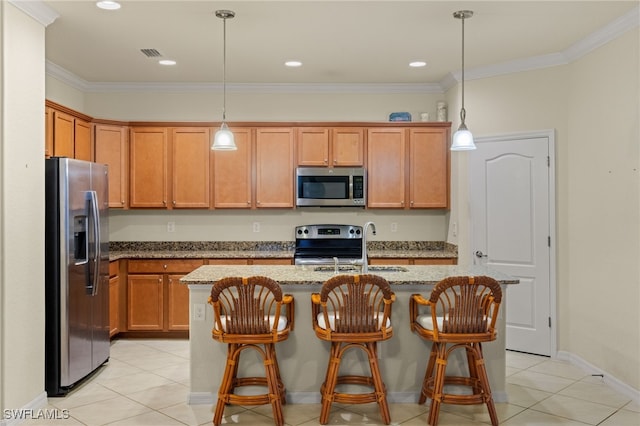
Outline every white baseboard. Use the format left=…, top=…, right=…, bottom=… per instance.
left=557, top=350, right=640, bottom=403
left=188, top=390, right=510, bottom=405
left=1, top=392, right=48, bottom=426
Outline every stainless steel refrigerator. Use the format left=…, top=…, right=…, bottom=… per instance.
left=45, top=158, right=110, bottom=396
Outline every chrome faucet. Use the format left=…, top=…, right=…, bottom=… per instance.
left=359, top=221, right=377, bottom=273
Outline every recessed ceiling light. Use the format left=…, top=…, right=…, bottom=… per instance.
left=285, top=61, right=302, bottom=67
left=159, top=59, right=176, bottom=66
left=96, top=1, right=121, bottom=10
left=409, top=61, right=427, bottom=68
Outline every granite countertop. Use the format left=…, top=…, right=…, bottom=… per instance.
left=108, top=241, right=458, bottom=261
left=180, top=264, right=518, bottom=286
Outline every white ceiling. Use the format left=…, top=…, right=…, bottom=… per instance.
left=41, top=1, right=639, bottom=90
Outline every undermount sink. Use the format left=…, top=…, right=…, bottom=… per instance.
left=313, top=265, right=408, bottom=273
left=367, top=266, right=409, bottom=272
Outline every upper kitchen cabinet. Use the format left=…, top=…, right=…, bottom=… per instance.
left=95, top=124, right=129, bottom=208
left=172, top=127, right=210, bottom=208
left=45, top=101, right=94, bottom=161
left=73, top=119, right=92, bottom=161
left=51, top=110, right=74, bottom=158
left=366, top=125, right=450, bottom=209
left=255, top=128, right=295, bottom=208
left=45, top=107, right=54, bottom=157
left=297, top=127, right=364, bottom=167
left=129, top=126, right=213, bottom=209
left=129, top=127, right=168, bottom=208
left=367, top=128, right=406, bottom=208
left=213, top=128, right=252, bottom=208
left=409, top=128, right=450, bottom=208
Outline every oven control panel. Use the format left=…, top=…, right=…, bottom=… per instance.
left=295, top=224, right=362, bottom=239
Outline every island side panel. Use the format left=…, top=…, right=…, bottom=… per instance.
left=187, top=283, right=507, bottom=404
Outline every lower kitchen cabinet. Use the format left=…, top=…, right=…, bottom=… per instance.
left=126, top=259, right=204, bottom=333
left=369, top=257, right=456, bottom=265
left=207, top=258, right=292, bottom=265
left=109, top=261, right=120, bottom=337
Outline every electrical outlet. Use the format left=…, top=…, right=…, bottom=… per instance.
left=452, top=222, right=457, bottom=237
left=253, top=222, right=260, bottom=233
left=167, top=221, right=175, bottom=232
left=193, top=304, right=205, bottom=321
left=390, top=222, right=398, bottom=232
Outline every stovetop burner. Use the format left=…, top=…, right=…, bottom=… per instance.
left=294, top=224, right=363, bottom=265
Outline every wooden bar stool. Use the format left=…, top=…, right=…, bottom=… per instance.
left=311, top=274, right=395, bottom=425
left=208, top=276, right=294, bottom=426
left=410, top=276, right=502, bottom=425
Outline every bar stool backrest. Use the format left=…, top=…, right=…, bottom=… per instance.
left=209, top=276, right=289, bottom=336
left=318, top=274, right=394, bottom=334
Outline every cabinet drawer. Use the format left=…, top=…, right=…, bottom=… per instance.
left=109, top=261, right=119, bottom=277
left=128, top=259, right=204, bottom=274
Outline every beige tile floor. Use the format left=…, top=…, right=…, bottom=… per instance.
left=28, top=339, right=639, bottom=425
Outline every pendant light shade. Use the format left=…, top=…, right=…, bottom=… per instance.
left=212, top=122, right=236, bottom=150
left=451, top=10, right=476, bottom=151
left=211, top=10, right=237, bottom=151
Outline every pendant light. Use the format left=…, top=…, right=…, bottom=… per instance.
left=451, top=10, right=476, bottom=151
left=211, top=10, right=237, bottom=151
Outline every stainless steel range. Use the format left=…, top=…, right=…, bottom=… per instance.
left=294, top=224, right=363, bottom=266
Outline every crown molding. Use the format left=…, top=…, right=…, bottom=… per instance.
left=9, top=0, right=59, bottom=26
left=45, top=5, right=639, bottom=94
left=439, top=5, right=639, bottom=90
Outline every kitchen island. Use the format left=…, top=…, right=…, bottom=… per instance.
left=181, top=264, right=518, bottom=405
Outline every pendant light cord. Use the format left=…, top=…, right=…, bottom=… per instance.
left=222, top=15, right=227, bottom=122
left=460, top=14, right=466, bottom=125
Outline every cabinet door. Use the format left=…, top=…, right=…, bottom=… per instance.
left=45, top=107, right=53, bottom=158
left=53, top=111, right=74, bottom=158
left=297, top=128, right=329, bottom=166
left=130, top=127, right=168, bottom=208
left=367, top=128, right=406, bottom=208
left=213, top=128, right=252, bottom=208
left=409, top=128, right=449, bottom=208
left=332, top=128, right=364, bottom=166
left=95, top=124, right=128, bottom=208
left=74, top=119, right=92, bottom=161
left=168, top=274, right=190, bottom=330
left=255, top=128, right=294, bottom=208
left=127, top=274, right=164, bottom=330
left=251, top=258, right=293, bottom=265
left=172, top=128, right=210, bottom=208
left=109, top=275, right=120, bottom=337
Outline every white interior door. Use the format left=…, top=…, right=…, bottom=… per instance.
left=469, top=132, right=555, bottom=356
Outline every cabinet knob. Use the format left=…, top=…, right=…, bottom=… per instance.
left=163, top=264, right=168, bottom=269
left=247, top=201, right=251, bottom=205
left=324, top=159, right=328, bottom=164
left=163, top=200, right=167, bottom=206
left=172, top=200, right=176, bottom=206
left=121, top=200, right=125, bottom=205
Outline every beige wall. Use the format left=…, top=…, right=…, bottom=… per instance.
left=1, top=2, right=47, bottom=413
left=565, top=28, right=639, bottom=389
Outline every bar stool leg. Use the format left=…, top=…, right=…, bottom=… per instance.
left=319, top=342, right=342, bottom=425
left=366, top=342, right=391, bottom=424
left=472, top=343, right=499, bottom=426
left=427, top=343, right=448, bottom=426
left=214, top=343, right=240, bottom=426
left=264, top=343, right=285, bottom=426
left=419, top=343, right=439, bottom=404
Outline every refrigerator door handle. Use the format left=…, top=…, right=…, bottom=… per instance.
left=87, top=190, right=101, bottom=296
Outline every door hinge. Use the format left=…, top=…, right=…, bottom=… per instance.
left=547, top=156, right=550, bottom=167
left=548, top=236, right=551, bottom=247
left=548, top=317, right=552, bottom=327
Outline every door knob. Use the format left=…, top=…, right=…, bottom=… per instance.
left=475, top=250, right=488, bottom=258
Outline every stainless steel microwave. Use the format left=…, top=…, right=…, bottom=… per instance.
left=296, top=167, right=366, bottom=207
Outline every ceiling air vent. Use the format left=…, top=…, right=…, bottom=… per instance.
left=140, top=48, right=162, bottom=58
